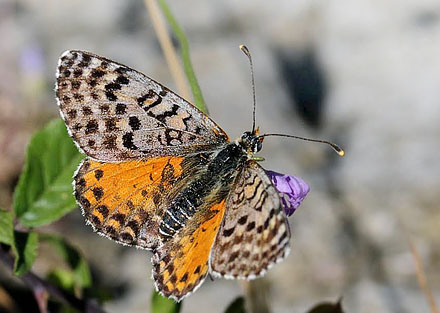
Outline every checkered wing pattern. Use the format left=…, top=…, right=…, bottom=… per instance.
left=210, top=161, right=291, bottom=279
left=56, top=50, right=228, bottom=162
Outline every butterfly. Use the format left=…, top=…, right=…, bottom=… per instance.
left=56, top=50, right=303, bottom=301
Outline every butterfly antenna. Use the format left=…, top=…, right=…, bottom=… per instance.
left=239, top=45, right=257, bottom=134
left=259, top=133, right=345, bottom=156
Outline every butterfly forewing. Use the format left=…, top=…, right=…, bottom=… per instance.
left=210, top=161, right=291, bottom=279
left=56, top=50, right=229, bottom=162
left=74, top=154, right=208, bottom=250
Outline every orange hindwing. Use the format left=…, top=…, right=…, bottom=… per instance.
left=152, top=200, right=226, bottom=300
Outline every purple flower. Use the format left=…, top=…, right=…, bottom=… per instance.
left=20, top=45, right=45, bottom=74
left=265, top=170, right=310, bottom=216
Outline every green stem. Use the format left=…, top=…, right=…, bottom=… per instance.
left=157, top=0, right=208, bottom=114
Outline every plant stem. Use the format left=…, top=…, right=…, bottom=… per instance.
left=144, top=0, right=191, bottom=102
left=156, top=0, right=208, bottom=114
left=403, top=226, right=439, bottom=313
left=0, top=245, right=107, bottom=313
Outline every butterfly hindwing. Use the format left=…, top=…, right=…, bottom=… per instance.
left=152, top=199, right=226, bottom=301
left=210, top=161, right=291, bottom=279
left=56, top=50, right=229, bottom=162
left=149, top=143, right=253, bottom=300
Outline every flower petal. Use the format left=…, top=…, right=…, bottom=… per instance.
left=266, top=170, right=310, bottom=216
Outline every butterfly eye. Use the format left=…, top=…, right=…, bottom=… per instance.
left=255, top=139, right=262, bottom=152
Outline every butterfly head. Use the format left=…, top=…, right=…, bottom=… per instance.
left=238, top=130, right=264, bottom=155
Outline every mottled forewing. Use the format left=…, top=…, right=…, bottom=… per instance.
left=56, top=50, right=229, bottom=161
left=210, top=161, right=290, bottom=279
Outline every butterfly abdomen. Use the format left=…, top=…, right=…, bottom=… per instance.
left=159, top=143, right=247, bottom=238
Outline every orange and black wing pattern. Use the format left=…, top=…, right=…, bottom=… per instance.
left=74, top=154, right=211, bottom=249
left=152, top=199, right=226, bottom=300
left=150, top=144, right=250, bottom=300
left=56, top=49, right=298, bottom=303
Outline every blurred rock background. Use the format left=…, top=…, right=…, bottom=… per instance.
left=0, top=0, right=439, bottom=312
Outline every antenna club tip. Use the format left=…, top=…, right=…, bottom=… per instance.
left=239, top=45, right=251, bottom=57
left=338, top=149, right=345, bottom=157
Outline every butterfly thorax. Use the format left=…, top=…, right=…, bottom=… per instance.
left=159, top=139, right=251, bottom=239
left=237, top=131, right=263, bottom=155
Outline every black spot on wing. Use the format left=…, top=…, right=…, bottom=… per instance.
left=78, top=54, right=91, bottom=68
left=71, top=80, right=81, bottom=90
left=73, top=93, right=84, bottom=101
left=126, top=220, right=140, bottom=235
left=115, top=66, right=128, bottom=74
left=116, top=75, right=129, bottom=85
left=103, top=135, right=117, bottom=150
left=63, top=69, right=71, bottom=77
left=120, top=232, right=134, bottom=243
left=228, top=251, right=239, bottom=262
left=105, top=82, right=122, bottom=91
left=94, top=169, right=104, bottom=180
left=73, top=68, right=83, bottom=77
left=116, top=103, right=127, bottom=114
left=96, top=205, right=109, bottom=218
left=237, top=215, right=248, bottom=225
left=99, top=104, right=110, bottom=114
left=92, top=187, right=104, bottom=201
left=129, top=116, right=141, bottom=130
left=85, top=120, right=98, bottom=134
left=105, top=119, right=117, bottom=131
left=246, top=221, right=256, bottom=231
left=111, top=213, right=126, bottom=225
left=67, top=109, right=77, bottom=119
left=105, top=225, right=118, bottom=239
left=179, top=272, right=188, bottom=282
left=105, top=90, right=117, bottom=101
left=122, top=132, right=138, bottom=150
left=82, top=106, right=92, bottom=115
left=223, top=227, right=235, bottom=237
left=91, top=69, right=105, bottom=78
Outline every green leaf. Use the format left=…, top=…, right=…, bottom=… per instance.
left=40, top=234, right=92, bottom=288
left=47, top=268, right=76, bottom=292
left=0, top=209, right=14, bottom=245
left=13, top=118, right=83, bottom=227
left=58, top=304, right=78, bottom=313
left=86, top=287, right=114, bottom=303
left=224, top=297, right=246, bottom=313
left=13, top=231, right=38, bottom=275
left=151, top=290, right=182, bottom=313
